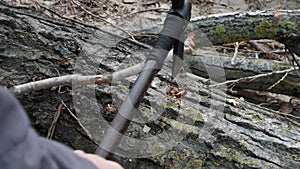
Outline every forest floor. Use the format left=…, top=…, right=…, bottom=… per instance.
left=6, top=0, right=300, bottom=27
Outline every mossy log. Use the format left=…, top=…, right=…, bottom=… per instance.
left=191, top=10, right=300, bottom=56
left=0, top=2, right=299, bottom=169
left=185, top=51, right=300, bottom=96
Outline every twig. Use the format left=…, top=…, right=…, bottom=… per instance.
left=248, top=40, right=267, bottom=53
left=70, top=0, right=135, bottom=39
left=11, top=49, right=183, bottom=95
left=288, top=51, right=300, bottom=76
left=32, top=0, right=151, bottom=49
left=267, top=72, right=289, bottom=90
left=231, top=42, right=244, bottom=66
left=47, top=101, right=64, bottom=139
left=215, top=45, right=285, bottom=56
left=210, top=67, right=299, bottom=88
left=61, top=101, right=93, bottom=140
left=186, top=73, right=210, bottom=84
left=122, top=7, right=168, bottom=18
left=280, top=0, right=288, bottom=9
left=11, top=74, right=109, bottom=95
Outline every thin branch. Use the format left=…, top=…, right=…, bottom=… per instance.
left=11, top=49, right=180, bottom=95
left=11, top=74, right=109, bottom=95
left=47, top=101, right=64, bottom=139
left=70, top=0, right=135, bottom=39
left=32, top=0, right=151, bottom=49
left=267, top=72, right=289, bottom=90
left=186, top=72, right=210, bottom=84
left=122, top=7, right=168, bottom=18
left=210, top=67, right=299, bottom=88
left=61, top=100, right=93, bottom=140
left=289, top=51, right=300, bottom=76
left=231, top=42, right=245, bottom=66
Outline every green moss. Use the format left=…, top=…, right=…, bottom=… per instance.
left=252, top=59, right=266, bottom=65
left=210, top=24, right=226, bottom=36
left=185, top=108, right=204, bottom=121
left=230, top=28, right=251, bottom=42
left=210, top=24, right=251, bottom=44
left=185, top=158, right=203, bottom=169
left=239, top=28, right=251, bottom=41
left=254, top=20, right=278, bottom=39
left=118, top=84, right=129, bottom=93
left=243, top=159, right=260, bottom=166
left=278, top=19, right=298, bottom=35
left=212, top=160, right=221, bottom=167
left=150, top=149, right=203, bottom=169
left=216, top=146, right=242, bottom=161
left=169, top=120, right=195, bottom=133
left=166, top=100, right=180, bottom=108
left=141, top=107, right=152, bottom=117
left=280, top=123, right=294, bottom=131
left=248, top=18, right=254, bottom=23
left=168, top=151, right=181, bottom=168
left=249, top=113, right=266, bottom=123
left=291, top=154, right=300, bottom=161
left=147, top=142, right=166, bottom=156
left=210, top=24, right=229, bottom=44
left=225, top=71, right=231, bottom=78
left=262, top=162, right=272, bottom=169
left=116, top=46, right=131, bottom=53
left=233, top=70, right=240, bottom=78
left=216, top=146, right=264, bottom=167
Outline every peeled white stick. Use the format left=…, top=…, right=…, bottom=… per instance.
left=12, top=49, right=181, bottom=95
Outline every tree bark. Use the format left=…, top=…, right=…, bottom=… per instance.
left=191, top=10, right=300, bottom=56
left=185, top=52, right=300, bottom=96
left=0, top=2, right=299, bottom=169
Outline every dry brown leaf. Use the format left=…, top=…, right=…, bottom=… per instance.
left=274, top=8, right=280, bottom=19
left=267, top=41, right=284, bottom=50
left=278, top=102, right=293, bottom=114
left=165, top=83, right=187, bottom=102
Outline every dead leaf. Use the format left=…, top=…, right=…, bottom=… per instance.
left=274, top=8, right=280, bottom=19
left=264, top=52, right=280, bottom=60
left=267, top=41, right=285, bottom=50
left=279, top=102, right=293, bottom=114
left=165, top=83, right=187, bottom=102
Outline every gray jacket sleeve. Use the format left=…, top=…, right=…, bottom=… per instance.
left=0, top=87, right=98, bottom=169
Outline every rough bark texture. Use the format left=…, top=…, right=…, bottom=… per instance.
left=191, top=10, right=300, bottom=56
left=185, top=51, right=300, bottom=96
left=0, top=2, right=299, bottom=169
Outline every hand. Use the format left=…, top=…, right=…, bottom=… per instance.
left=74, top=150, right=123, bottom=169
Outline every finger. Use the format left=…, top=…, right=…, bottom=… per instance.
left=74, top=150, right=85, bottom=154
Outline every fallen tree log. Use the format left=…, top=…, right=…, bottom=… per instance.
left=185, top=51, right=300, bottom=96
left=191, top=10, right=300, bottom=56
left=0, top=2, right=299, bottom=169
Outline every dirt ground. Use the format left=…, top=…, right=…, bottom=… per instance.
left=7, top=0, right=300, bottom=30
